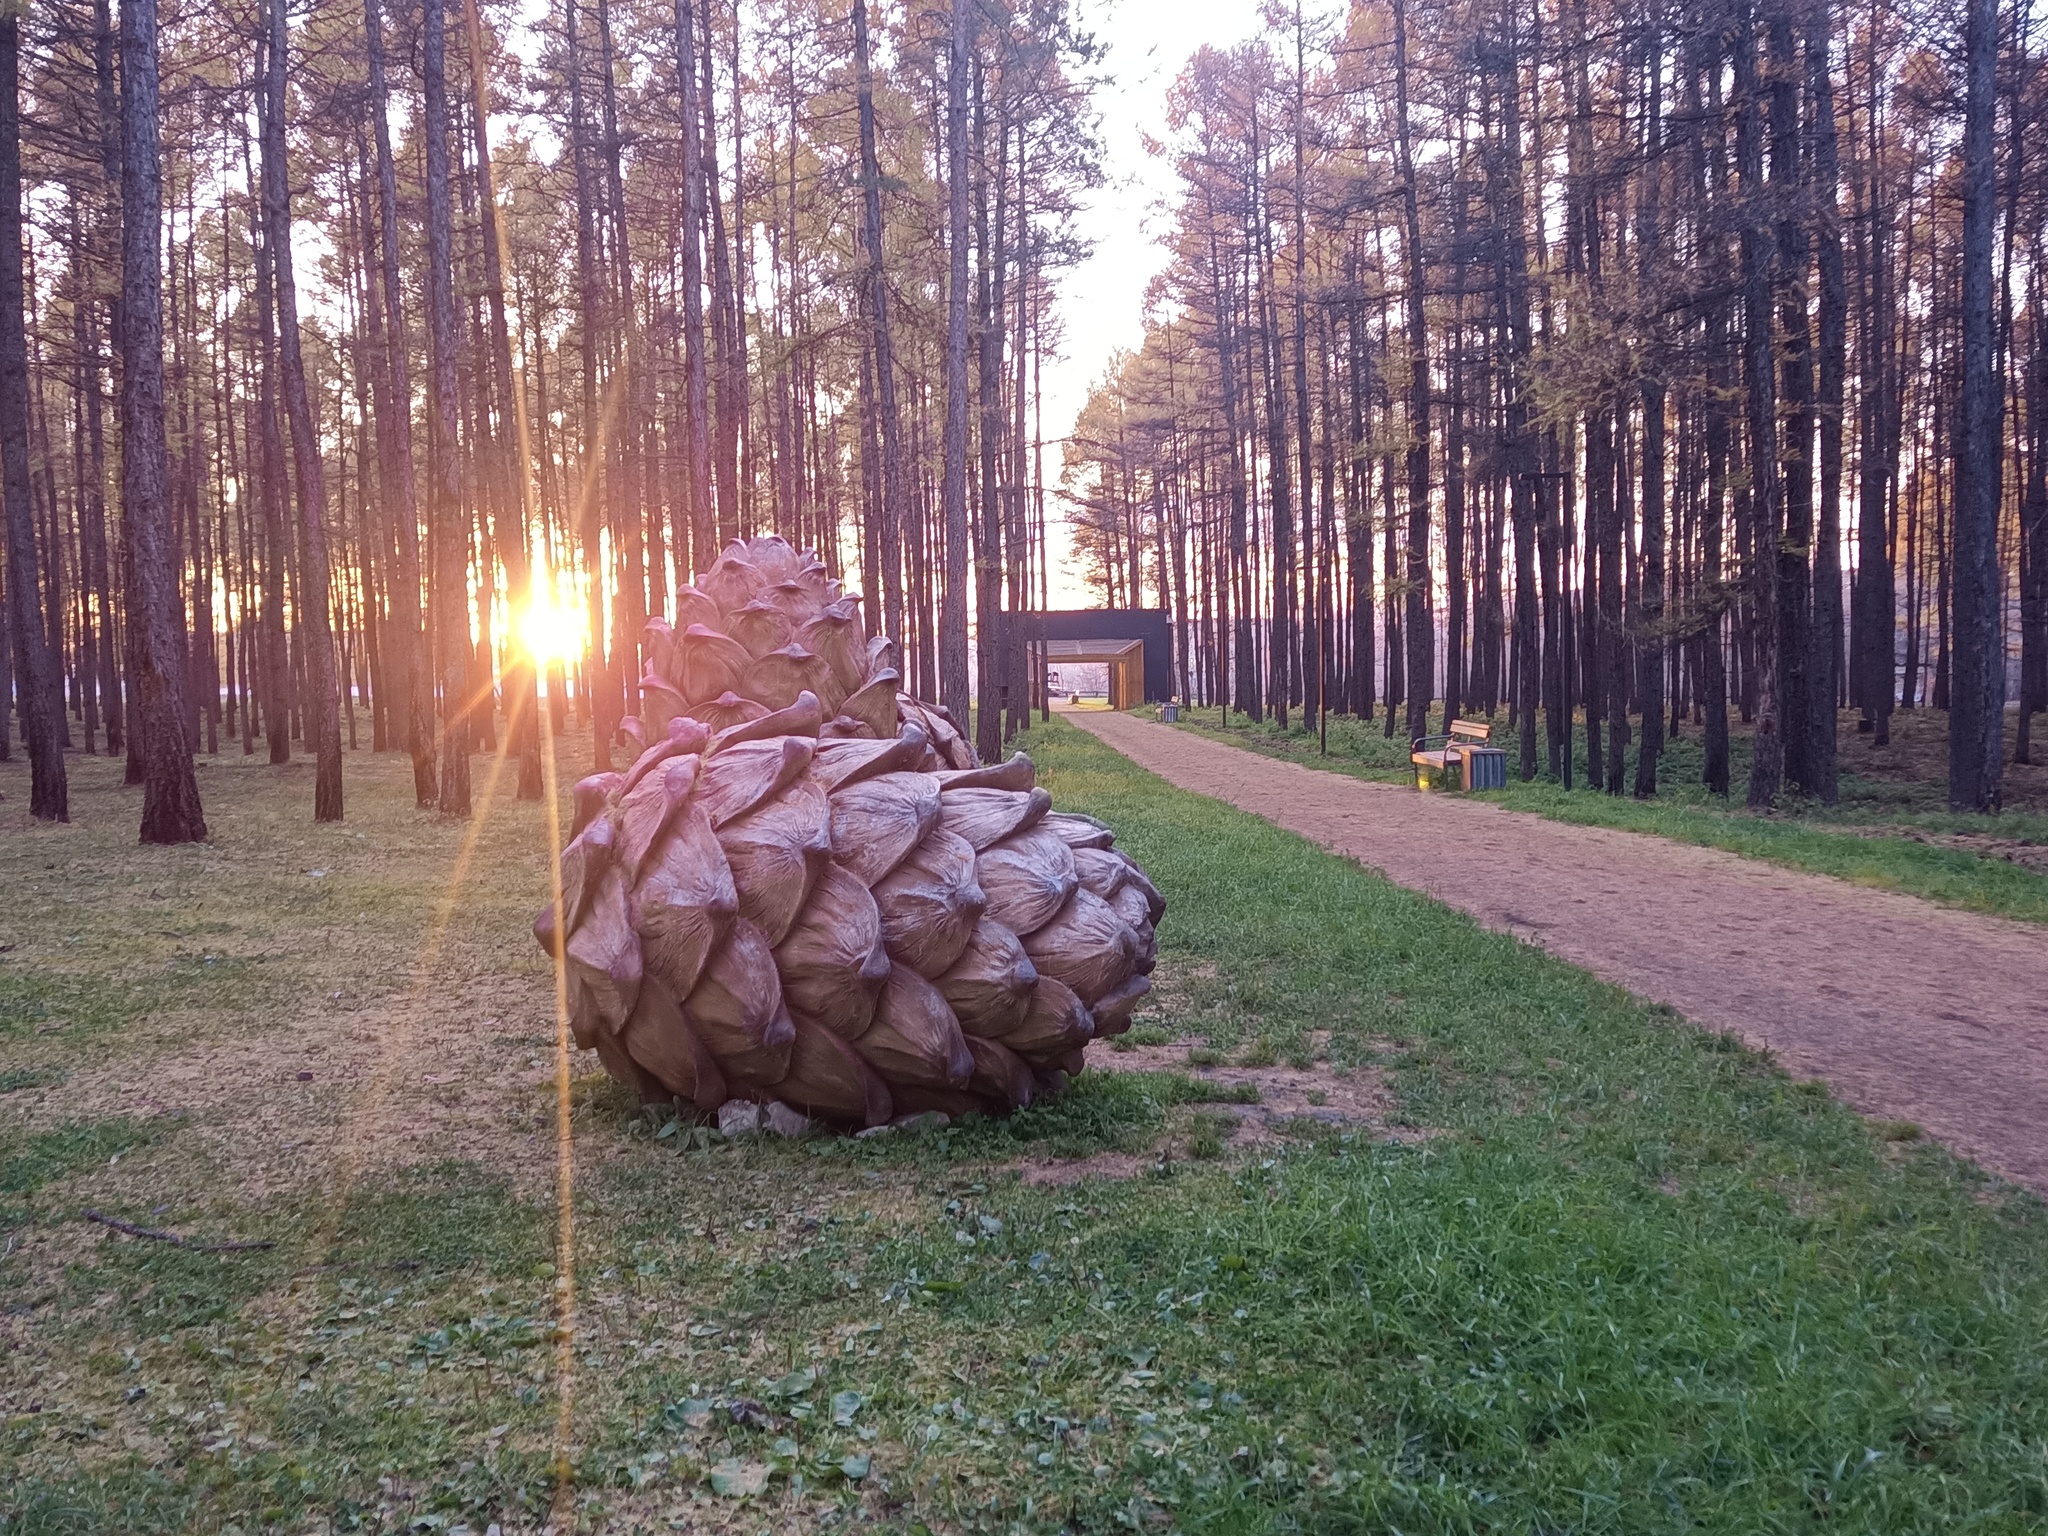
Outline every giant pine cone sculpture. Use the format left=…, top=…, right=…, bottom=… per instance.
left=535, top=535, right=1162, bottom=1129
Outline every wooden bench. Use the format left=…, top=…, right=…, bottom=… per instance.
left=1410, top=720, right=1505, bottom=791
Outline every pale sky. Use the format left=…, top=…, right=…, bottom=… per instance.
left=1035, top=0, right=1265, bottom=606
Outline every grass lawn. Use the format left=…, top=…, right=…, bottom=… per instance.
left=1151, top=702, right=2048, bottom=925
left=3, top=722, right=2046, bottom=1533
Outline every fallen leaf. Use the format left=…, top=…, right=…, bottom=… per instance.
left=766, top=1366, right=815, bottom=1399
left=708, top=1457, right=769, bottom=1498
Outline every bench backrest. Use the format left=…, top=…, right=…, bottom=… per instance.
left=1448, top=719, right=1492, bottom=742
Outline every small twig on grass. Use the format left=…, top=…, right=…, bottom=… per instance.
left=81, top=1210, right=275, bottom=1253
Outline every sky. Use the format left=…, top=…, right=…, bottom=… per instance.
left=1032, top=0, right=1266, bottom=606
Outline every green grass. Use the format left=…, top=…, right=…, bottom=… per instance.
left=1155, top=703, right=2048, bottom=924
left=4, top=723, right=2047, bottom=1532
left=1, top=1118, right=162, bottom=1198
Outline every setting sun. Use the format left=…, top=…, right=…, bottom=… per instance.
left=518, top=578, right=585, bottom=669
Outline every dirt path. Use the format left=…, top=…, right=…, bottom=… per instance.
left=1063, top=708, right=2048, bottom=1193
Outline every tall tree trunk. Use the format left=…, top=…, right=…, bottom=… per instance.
left=1258, top=155, right=1292, bottom=729
left=697, top=0, right=741, bottom=546
left=1213, top=226, right=1256, bottom=719
left=1, top=7, right=66, bottom=819
left=939, top=0, right=970, bottom=730
left=461, top=0, right=541, bottom=800
left=1495, top=10, right=1540, bottom=778
left=674, top=0, right=714, bottom=570
left=563, top=0, right=614, bottom=770
left=594, top=0, right=644, bottom=731
left=424, top=0, right=471, bottom=816
left=1633, top=25, right=1665, bottom=797
left=852, top=0, right=905, bottom=645
left=1703, top=305, right=1734, bottom=796
left=1806, top=15, right=1844, bottom=803
left=248, top=127, right=293, bottom=769
left=120, top=0, right=205, bottom=842
left=1769, top=14, right=1814, bottom=796
left=1949, top=0, right=2003, bottom=810
left=1291, top=13, right=1316, bottom=731
left=2020, top=280, right=2047, bottom=762
left=1738, top=8, right=1785, bottom=807
left=364, top=0, right=434, bottom=804
left=1004, top=131, right=1030, bottom=742
left=974, top=92, right=1006, bottom=763
left=1394, top=0, right=1431, bottom=746
left=1, top=9, right=65, bottom=819
left=1345, top=264, right=1373, bottom=721
left=264, top=0, right=343, bottom=821
left=1854, top=4, right=1896, bottom=748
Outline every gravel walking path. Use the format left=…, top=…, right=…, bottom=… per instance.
left=1064, top=707, right=2048, bottom=1193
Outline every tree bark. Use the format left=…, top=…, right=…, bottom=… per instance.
left=939, top=0, right=970, bottom=730
left=1, top=8, right=66, bottom=819
left=263, top=0, right=343, bottom=821
left=563, top=0, right=615, bottom=770
left=674, top=0, right=714, bottom=571
left=1633, top=23, right=1665, bottom=798
left=364, top=0, right=435, bottom=804
left=1393, top=0, right=1431, bottom=747
left=1738, top=8, right=1784, bottom=808
left=1949, top=0, right=2004, bottom=810
left=851, top=0, right=905, bottom=646
left=1806, top=15, right=1844, bottom=804
left=1769, top=14, right=1814, bottom=797
left=460, top=0, right=541, bottom=800
left=973, top=91, right=1006, bottom=763
left=120, top=0, right=205, bottom=842
left=2020, top=285, right=2046, bottom=762
left=423, top=0, right=471, bottom=816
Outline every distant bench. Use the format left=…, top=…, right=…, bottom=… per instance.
left=1410, top=720, right=1507, bottom=792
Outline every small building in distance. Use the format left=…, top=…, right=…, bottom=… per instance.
left=1010, top=609, right=1173, bottom=711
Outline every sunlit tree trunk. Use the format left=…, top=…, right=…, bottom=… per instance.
left=423, top=0, right=471, bottom=816
left=120, top=0, right=205, bottom=842
left=363, top=0, right=435, bottom=805
left=263, top=0, right=342, bottom=821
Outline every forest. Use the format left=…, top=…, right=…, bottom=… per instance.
left=1062, top=0, right=2046, bottom=813
left=0, top=0, right=1096, bottom=839
left=0, top=0, right=2041, bottom=842
left=9, top=0, right=2048, bottom=1524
